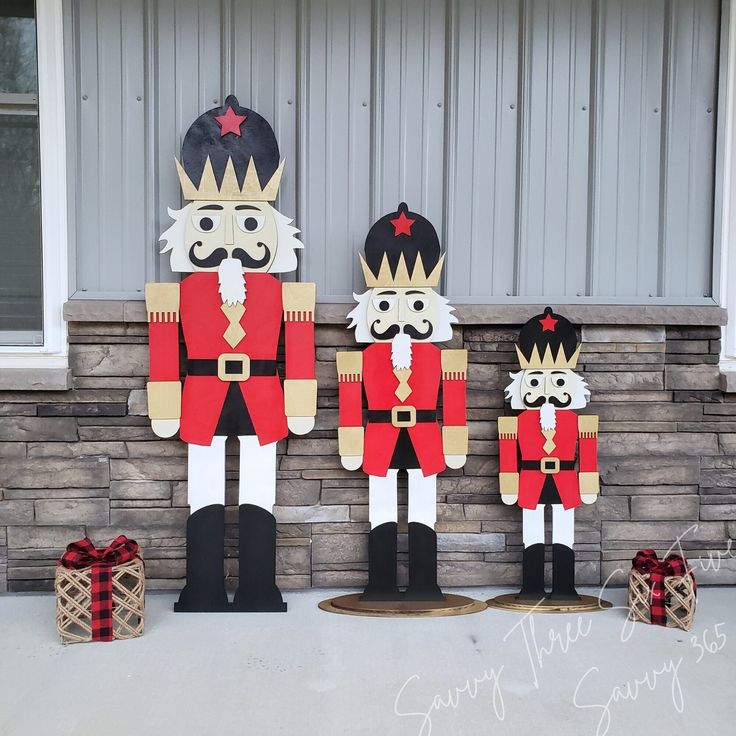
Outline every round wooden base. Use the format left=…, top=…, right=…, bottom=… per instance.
left=319, top=593, right=487, bottom=618
left=486, top=593, right=613, bottom=613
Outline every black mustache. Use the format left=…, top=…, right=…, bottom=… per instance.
left=188, top=242, right=271, bottom=269
left=369, top=321, right=434, bottom=341
left=523, top=394, right=572, bottom=408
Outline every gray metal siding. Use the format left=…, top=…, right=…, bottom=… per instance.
left=65, top=0, right=721, bottom=302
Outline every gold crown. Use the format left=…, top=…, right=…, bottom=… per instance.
left=360, top=252, right=445, bottom=288
left=515, top=343, right=581, bottom=370
left=175, top=155, right=284, bottom=201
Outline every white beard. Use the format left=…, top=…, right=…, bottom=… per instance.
left=218, top=257, right=246, bottom=306
left=539, top=401, right=557, bottom=432
left=391, top=331, right=412, bottom=370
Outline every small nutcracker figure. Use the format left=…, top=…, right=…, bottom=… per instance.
left=337, top=203, right=468, bottom=601
left=146, top=96, right=316, bottom=612
left=498, top=308, right=599, bottom=601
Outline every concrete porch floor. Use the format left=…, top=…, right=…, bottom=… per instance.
left=1, top=587, right=734, bottom=735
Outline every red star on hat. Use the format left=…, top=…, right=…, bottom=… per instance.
left=539, top=313, right=558, bottom=332
left=390, top=210, right=415, bottom=237
left=215, top=106, right=246, bottom=137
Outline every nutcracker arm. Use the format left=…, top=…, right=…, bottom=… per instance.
left=441, top=349, right=468, bottom=458
left=283, top=282, right=317, bottom=419
left=498, top=416, right=519, bottom=501
left=145, top=283, right=181, bottom=421
left=336, top=351, right=364, bottom=462
left=578, top=415, right=600, bottom=495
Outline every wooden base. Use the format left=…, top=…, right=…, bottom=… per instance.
left=319, top=593, right=487, bottom=618
left=486, top=593, right=613, bottom=613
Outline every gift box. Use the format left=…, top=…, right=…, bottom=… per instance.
left=628, top=548, right=696, bottom=631
left=55, top=536, right=145, bottom=644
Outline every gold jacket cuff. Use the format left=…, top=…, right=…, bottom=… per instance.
left=499, top=472, right=519, bottom=494
left=442, top=425, right=468, bottom=456
left=338, top=426, right=364, bottom=457
left=284, top=379, right=317, bottom=417
left=147, top=381, right=181, bottom=420
left=579, top=472, right=600, bottom=494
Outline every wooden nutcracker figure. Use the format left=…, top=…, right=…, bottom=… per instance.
left=337, top=203, right=468, bottom=601
left=146, top=96, right=316, bottom=612
left=497, top=308, right=598, bottom=602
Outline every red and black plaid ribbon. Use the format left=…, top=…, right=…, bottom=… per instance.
left=632, top=548, right=696, bottom=626
left=59, top=536, right=140, bottom=642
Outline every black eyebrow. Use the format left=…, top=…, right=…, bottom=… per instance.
left=528, top=371, right=543, bottom=375
left=551, top=370, right=566, bottom=374
left=196, top=204, right=223, bottom=210
left=406, top=290, right=424, bottom=295
left=234, top=205, right=261, bottom=211
left=377, top=290, right=396, bottom=296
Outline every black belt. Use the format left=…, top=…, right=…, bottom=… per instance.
left=367, top=410, right=437, bottom=423
left=186, top=359, right=278, bottom=376
left=520, top=460, right=575, bottom=471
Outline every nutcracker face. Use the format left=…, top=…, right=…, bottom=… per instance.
left=505, top=368, right=590, bottom=411
left=185, top=200, right=278, bottom=272
left=366, top=287, right=438, bottom=342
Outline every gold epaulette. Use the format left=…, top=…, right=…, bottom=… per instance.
left=498, top=416, right=518, bottom=440
left=282, top=282, right=316, bottom=322
left=145, top=282, right=180, bottom=323
left=336, top=351, right=362, bottom=381
left=578, top=415, right=599, bottom=438
left=441, top=349, right=468, bottom=380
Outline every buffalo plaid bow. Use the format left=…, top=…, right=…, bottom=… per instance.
left=59, top=536, right=140, bottom=641
left=632, top=548, right=696, bottom=627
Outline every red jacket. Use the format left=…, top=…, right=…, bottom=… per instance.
left=147, top=272, right=315, bottom=446
left=498, top=409, right=598, bottom=510
left=338, top=343, right=467, bottom=477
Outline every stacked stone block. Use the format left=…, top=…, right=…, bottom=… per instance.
left=0, top=316, right=734, bottom=592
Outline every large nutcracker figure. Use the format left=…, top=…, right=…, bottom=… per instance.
left=497, top=308, right=598, bottom=602
left=146, top=96, right=316, bottom=612
left=337, top=203, right=468, bottom=601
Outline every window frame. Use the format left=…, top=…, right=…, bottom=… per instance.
left=0, top=0, right=69, bottom=386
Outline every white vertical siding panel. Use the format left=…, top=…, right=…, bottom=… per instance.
left=445, top=0, right=519, bottom=298
left=661, top=0, right=719, bottom=298
left=518, top=0, right=592, bottom=298
left=299, top=0, right=372, bottom=300
left=373, top=0, right=446, bottom=227
left=591, top=0, right=664, bottom=298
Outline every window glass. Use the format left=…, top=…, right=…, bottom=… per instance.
left=0, top=0, right=42, bottom=345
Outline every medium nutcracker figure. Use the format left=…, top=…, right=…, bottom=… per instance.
left=146, top=96, right=316, bottom=612
left=498, top=308, right=598, bottom=601
left=337, top=203, right=468, bottom=601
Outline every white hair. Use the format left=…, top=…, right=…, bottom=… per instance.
left=503, top=369, right=590, bottom=411
left=347, top=290, right=458, bottom=344
left=159, top=203, right=303, bottom=274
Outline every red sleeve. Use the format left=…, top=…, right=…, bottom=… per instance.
left=499, top=436, right=518, bottom=473
left=442, top=375, right=466, bottom=427
left=285, top=319, right=315, bottom=380
left=338, top=378, right=363, bottom=427
left=578, top=434, right=598, bottom=473
left=148, top=320, right=180, bottom=381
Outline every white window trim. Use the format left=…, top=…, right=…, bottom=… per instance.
left=0, top=0, right=69, bottom=387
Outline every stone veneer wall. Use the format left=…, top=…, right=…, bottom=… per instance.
left=1, top=314, right=735, bottom=593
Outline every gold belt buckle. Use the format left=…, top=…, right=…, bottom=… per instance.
left=391, top=405, right=417, bottom=428
left=217, top=353, right=250, bottom=381
left=540, top=456, right=560, bottom=475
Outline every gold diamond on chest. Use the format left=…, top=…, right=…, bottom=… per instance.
left=393, top=368, right=412, bottom=401
left=221, top=302, right=246, bottom=348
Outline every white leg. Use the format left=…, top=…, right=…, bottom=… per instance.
left=407, top=469, right=437, bottom=528
left=187, top=437, right=226, bottom=513
left=552, top=505, right=575, bottom=548
left=369, top=470, right=399, bottom=528
left=238, top=436, right=277, bottom=511
left=522, top=506, right=545, bottom=547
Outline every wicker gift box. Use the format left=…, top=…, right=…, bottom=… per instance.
left=627, top=549, right=696, bottom=631
left=55, top=536, right=145, bottom=644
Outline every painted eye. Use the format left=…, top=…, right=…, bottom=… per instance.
left=192, top=215, right=220, bottom=233
left=554, top=377, right=566, bottom=387
left=529, top=378, right=540, bottom=387
left=372, top=297, right=395, bottom=313
left=408, top=298, right=427, bottom=312
left=236, top=214, right=266, bottom=233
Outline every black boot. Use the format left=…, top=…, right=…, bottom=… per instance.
left=361, top=522, right=400, bottom=600
left=549, top=543, right=580, bottom=600
left=232, top=504, right=287, bottom=612
left=405, top=522, right=444, bottom=601
left=175, top=504, right=230, bottom=612
left=517, top=543, right=546, bottom=601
